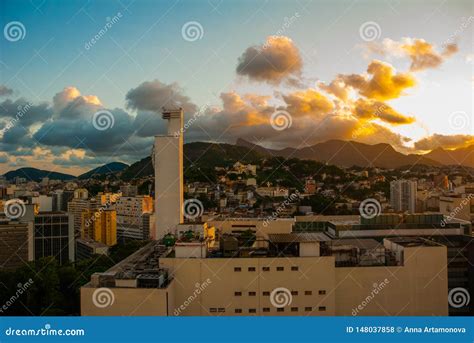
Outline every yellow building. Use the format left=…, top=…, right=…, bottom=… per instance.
left=81, top=209, right=117, bottom=246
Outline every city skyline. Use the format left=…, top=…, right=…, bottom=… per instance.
left=0, top=0, right=473, bottom=175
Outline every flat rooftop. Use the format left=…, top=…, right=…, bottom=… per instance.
left=268, top=232, right=332, bottom=243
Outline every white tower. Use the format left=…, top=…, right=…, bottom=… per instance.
left=154, top=108, right=184, bottom=239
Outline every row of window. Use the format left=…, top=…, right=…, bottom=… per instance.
left=234, top=266, right=299, bottom=272
left=234, top=290, right=326, bottom=296
left=209, top=307, right=327, bottom=314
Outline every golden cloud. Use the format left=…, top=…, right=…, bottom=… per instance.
left=414, top=134, right=474, bottom=151
left=340, top=60, right=416, bottom=100
left=353, top=98, right=415, bottom=125
left=282, top=89, right=335, bottom=117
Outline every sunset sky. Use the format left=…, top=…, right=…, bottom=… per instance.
left=0, top=0, right=472, bottom=175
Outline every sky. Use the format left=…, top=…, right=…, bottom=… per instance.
left=0, top=0, right=472, bottom=175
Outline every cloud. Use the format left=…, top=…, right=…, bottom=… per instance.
left=236, top=36, right=302, bottom=84
left=414, top=134, right=474, bottom=151
left=367, top=38, right=459, bottom=71
left=352, top=98, right=415, bottom=125
left=0, top=85, right=13, bottom=97
left=340, top=60, right=416, bottom=100
left=0, top=98, right=53, bottom=127
left=33, top=108, right=135, bottom=153
left=53, top=87, right=102, bottom=120
left=282, top=89, right=335, bottom=117
left=126, top=80, right=197, bottom=113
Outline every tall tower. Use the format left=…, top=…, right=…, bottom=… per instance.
left=154, top=108, right=184, bottom=239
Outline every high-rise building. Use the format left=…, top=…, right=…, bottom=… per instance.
left=115, top=196, right=153, bottom=241
left=81, top=209, right=117, bottom=246
left=34, top=212, right=74, bottom=264
left=390, top=180, right=417, bottom=213
left=154, top=108, right=184, bottom=239
left=52, top=190, right=75, bottom=212
left=68, top=198, right=99, bottom=236
left=0, top=220, right=33, bottom=270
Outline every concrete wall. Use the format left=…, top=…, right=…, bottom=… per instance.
left=81, top=281, right=174, bottom=316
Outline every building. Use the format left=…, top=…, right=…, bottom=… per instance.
left=81, top=234, right=448, bottom=316
left=32, top=195, right=53, bottom=212
left=120, top=184, right=138, bottom=197
left=68, top=197, right=100, bottom=236
left=34, top=212, right=74, bottom=264
left=0, top=220, right=33, bottom=269
left=154, top=108, right=184, bottom=239
left=81, top=209, right=117, bottom=246
left=439, top=193, right=474, bottom=223
left=76, top=238, right=109, bottom=261
left=115, top=196, right=153, bottom=241
left=52, top=190, right=75, bottom=212
left=390, top=180, right=417, bottom=213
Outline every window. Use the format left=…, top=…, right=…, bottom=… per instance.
left=234, top=267, right=241, bottom=272
left=305, top=307, right=312, bottom=312
left=249, top=309, right=256, bottom=313
left=210, top=308, right=218, bottom=313
left=248, top=267, right=256, bottom=272
left=277, top=308, right=284, bottom=312
left=305, top=291, right=312, bottom=295
left=291, top=307, right=298, bottom=312
left=249, top=291, right=256, bottom=296
left=262, top=267, right=270, bottom=271
left=318, top=306, right=326, bottom=311
left=291, top=266, right=299, bottom=271
left=319, top=290, right=326, bottom=295
left=263, top=291, right=270, bottom=296
left=218, top=308, right=225, bottom=313
left=235, top=309, right=242, bottom=314
left=276, top=267, right=284, bottom=271
left=291, top=291, right=298, bottom=296
left=234, top=291, right=242, bottom=296
left=263, top=308, right=270, bottom=312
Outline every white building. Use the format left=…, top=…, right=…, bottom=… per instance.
left=390, top=180, right=417, bottom=213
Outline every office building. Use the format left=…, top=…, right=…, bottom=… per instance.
left=34, top=212, right=74, bottom=264
left=76, top=238, right=109, bottom=260
left=0, top=220, right=33, bottom=269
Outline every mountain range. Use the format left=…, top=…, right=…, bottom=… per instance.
left=3, top=140, right=473, bottom=181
